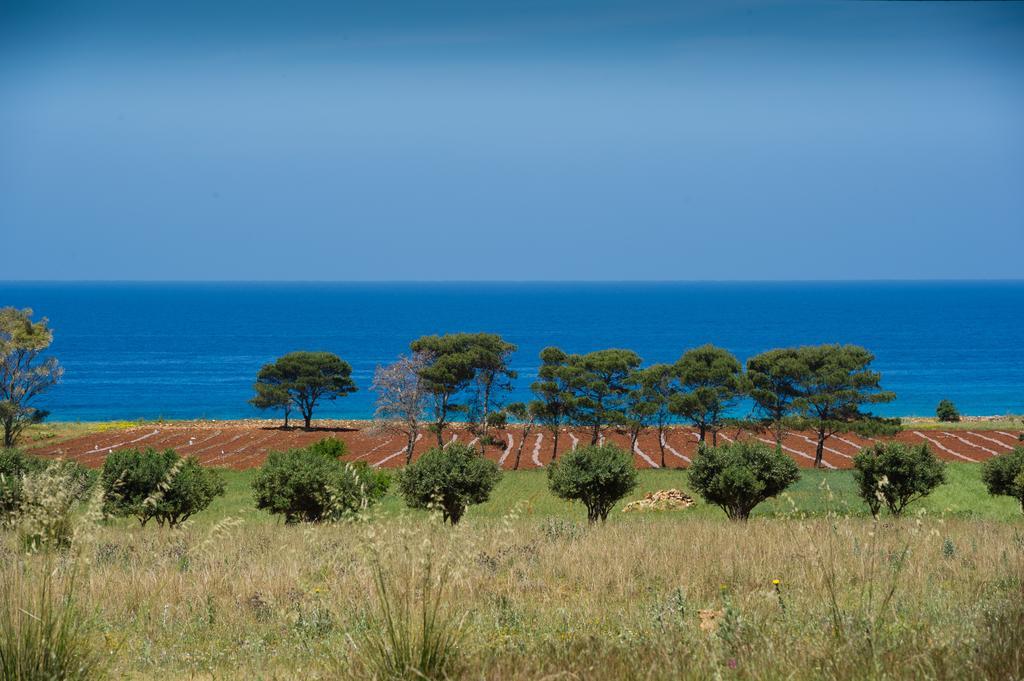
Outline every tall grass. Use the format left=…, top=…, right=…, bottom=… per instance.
left=361, top=546, right=463, bottom=680
left=0, top=565, right=102, bottom=681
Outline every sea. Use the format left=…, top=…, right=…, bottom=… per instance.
left=1, top=281, right=1021, bottom=421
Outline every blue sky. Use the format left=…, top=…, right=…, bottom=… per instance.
left=1, top=1, right=1022, bottom=281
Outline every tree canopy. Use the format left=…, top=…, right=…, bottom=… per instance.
left=251, top=351, right=357, bottom=429
left=0, top=307, right=63, bottom=447
left=410, top=333, right=516, bottom=447
left=563, top=348, right=642, bottom=445
left=670, top=344, right=745, bottom=444
left=790, top=344, right=895, bottom=467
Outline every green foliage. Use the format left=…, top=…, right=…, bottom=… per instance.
left=562, top=349, right=642, bottom=445
left=0, top=307, right=64, bottom=447
left=0, top=448, right=47, bottom=523
left=101, top=448, right=226, bottom=527
left=936, top=399, right=961, bottom=423
left=670, top=344, right=745, bottom=443
left=17, top=461, right=97, bottom=552
left=546, top=443, right=638, bottom=523
left=791, top=344, right=896, bottom=467
left=411, top=333, right=516, bottom=447
left=251, top=351, right=357, bottom=429
left=530, top=347, right=577, bottom=457
left=852, top=442, right=946, bottom=516
left=689, top=440, right=800, bottom=520
left=746, top=347, right=805, bottom=441
left=1, top=450, right=94, bottom=533
left=0, top=567, right=103, bottom=681
left=982, top=447, right=1024, bottom=513
left=252, top=438, right=389, bottom=523
left=398, top=442, right=501, bottom=525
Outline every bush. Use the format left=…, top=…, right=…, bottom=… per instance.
left=546, top=444, right=638, bottom=524
left=101, top=448, right=226, bottom=527
left=852, top=442, right=946, bottom=516
left=1, top=450, right=95, bottom=531
left=398, top=443, right=501, bottom=525
left=252, top=438, right=389, bottom=523
left=936, top=399, right=960, bottom=423
left=688, top=440, right=800, bottom=520
left=982, top=447, right=1024, bottom=514
left=0, top=449, right=47, bottom=524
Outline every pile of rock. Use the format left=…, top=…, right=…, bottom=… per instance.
left=621, top=489, right=695, bottom=513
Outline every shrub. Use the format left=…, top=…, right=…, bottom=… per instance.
left=252, top=438, right=389, bottom=523
left=982, top=447, right=1024, bottom=514
left=688, top=440, right=800, bottom=520
left=546, top=444, right=638, bottom=524
left=398, top=443, right=501, bottom=525
left=1, top=450, right=95, bottom=532
left=101, top=448, right=226, bottom=527
left=936, top=399, right=961, bottom=423
left=17, top=463, right=93, bottom=551
left=0, top=448, right=47, bottom=524
left=852, top=442, right=946, bottom=517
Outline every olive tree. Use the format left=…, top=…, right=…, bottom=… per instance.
left=852, top=442, right=946, bottom=517
left=688, top=440, right=800, bottom=521
left=398, top=442, right=502, bottom=525
left=251, top=351, right=357, bottom=429
left=252, top=438, right=389, bottom=523
left=101, top=448, right=226, bottom=528
left=982, top=447, right=1024, bottom=514
left=547, top=443, right=638, bottom=523
left=0, top=307, right=64, bottom=447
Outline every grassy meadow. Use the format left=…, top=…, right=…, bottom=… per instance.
left=3, top=458, right=1024, bottom=680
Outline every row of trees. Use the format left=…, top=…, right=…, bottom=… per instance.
left=253, top=334, right=896, bottom=469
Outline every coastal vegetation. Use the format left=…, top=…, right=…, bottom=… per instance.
left=250, top=351, right=358, bottom=429
left=0, top=307, right=63, bottom=447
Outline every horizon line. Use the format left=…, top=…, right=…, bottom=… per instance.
left=2, top=278, right=1024, bottom=285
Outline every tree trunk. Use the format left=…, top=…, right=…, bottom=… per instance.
left=551, top=429, right=560, bottom=461
left=405, top=429, right=417, bottom=465
left=658, top=428, right=666, bottom=467
left=283, top=406, right=290, bottom=429
left=590, top=421, right=600, bottom=445
left=698, top=423, right=706, bottom=442
left=815, top=427, right=826, bottom=468
left=304, top=413, right=312, bottom=429
left=712, top=429, right=718, bottom=446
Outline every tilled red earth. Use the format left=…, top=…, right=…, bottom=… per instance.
left=26, top=420, right=1023, bottom=470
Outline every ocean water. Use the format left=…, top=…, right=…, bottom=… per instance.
left=0, top=281, right=1022, bottom=421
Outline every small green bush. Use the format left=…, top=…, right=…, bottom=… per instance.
left=852, top=442, right=946, bottom=516
left=252, top=438, right=389, bottom=523
left=0, top=449, right=47, bottom=524
left=546, top=444, right=638, bottom=524
left=689, top=440, right=800, bottom=520
left=398, top=443, right=501, bottom=525
left=1, top=450, right=95, bottom=534
left=936, top=399, right=961, bottom=423
left=101, top=448, right=226, bottom=527
left=982, top=447, right=1024, bottom=514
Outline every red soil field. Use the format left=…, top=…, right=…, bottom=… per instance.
left=26, top=420, right=1023, bottom=471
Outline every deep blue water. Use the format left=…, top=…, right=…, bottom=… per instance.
left=1, top=282, right=1022, bottom=421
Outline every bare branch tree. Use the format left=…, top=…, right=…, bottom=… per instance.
left=371, top=352, right=432, bottom=465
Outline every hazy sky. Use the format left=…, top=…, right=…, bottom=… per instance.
left=2, top=1, right=1022, bottom=280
